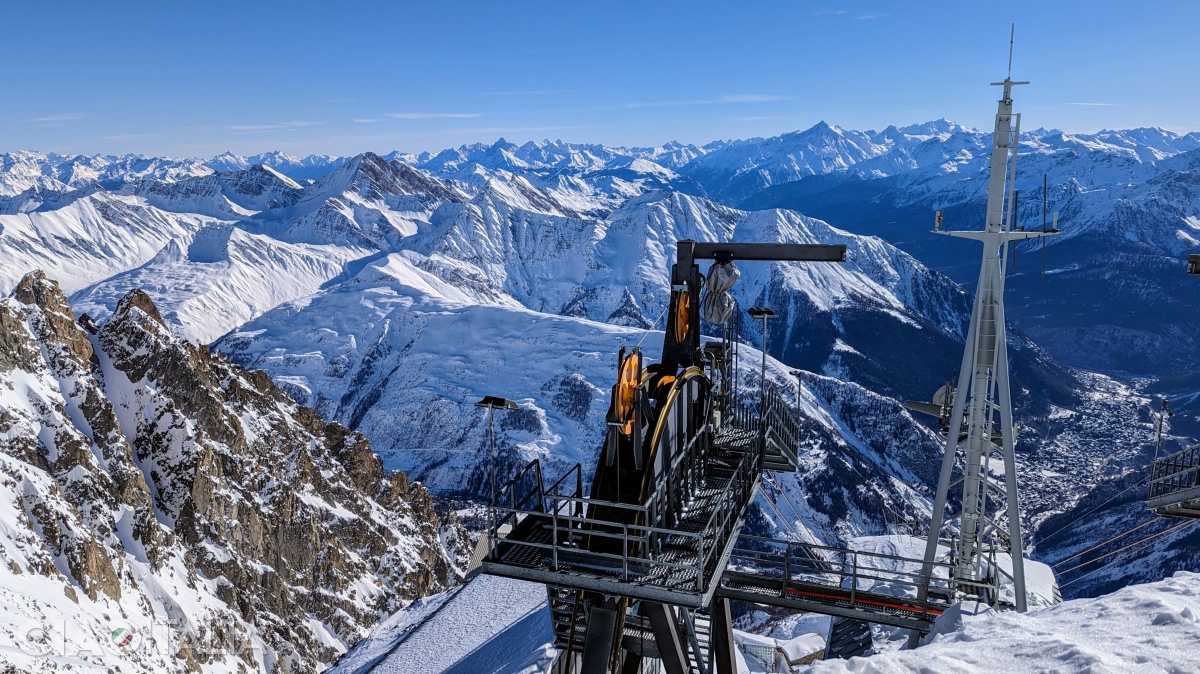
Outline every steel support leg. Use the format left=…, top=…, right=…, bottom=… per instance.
left=644, top=602, right=688, bottom=674
left=581, top=603, right=618, bottom=674
left=710, top=598, right=737, bottom=674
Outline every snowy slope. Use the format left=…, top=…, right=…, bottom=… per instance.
left=2, top=154, right=465, bottom=343
left=71, top=225, right=368, bottom=343
left=334, top=567, right=1195, bottom=674
left=0, top=190, right=221, bottom=294
left=801, top=571, right=1200, bottom=674
left=329, top=574, right=556, bottom=674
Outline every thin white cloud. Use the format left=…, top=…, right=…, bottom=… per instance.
left=814, top=9, right=885, bottom=20
left=1068, top=102, right=1117, bottom=107
left=479, top=90, right=558, bottom=96
left=626, top=95, right=790, bottom=109
left=103, top=133, right=159, bottom=141
left=227, top=121, right=321, bottom=133
left=385, top=112, right=482, bottom=119
left=451, top=124, right=589, bottom=134
left=734, top=115, right=797, bottom=122
left=31, top=113, right=84, bottom=123
left=353, top=118, right=384, bottom=123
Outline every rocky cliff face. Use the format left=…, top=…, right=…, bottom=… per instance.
left=0, top=271, right=468, bottom=673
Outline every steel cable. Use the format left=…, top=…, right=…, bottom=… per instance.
left=1050, top=517, right=1160, bottom=569
left=1036, top=480, right=1143, bottom=547
left=1058, top=519, right=1199, bottom=586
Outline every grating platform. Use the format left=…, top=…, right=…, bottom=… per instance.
left=1148, top=444, right=1200, bottom=518
left=719, top=574, right=944, bottom=632
left=483, top=450, right=758, bottom=608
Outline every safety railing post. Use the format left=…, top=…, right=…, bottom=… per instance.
left=784, top=542, right=791, bottom=591
left=851, top=551, right=858, bottom=607
left=575, top=468, right=583, bottom=516
left=623, top=524, right=630, bottom=581
left=552, top=484, right=559, bottom=570
left=488, top=505, right=497, bottom=561
left=697, top=534, right=705, bottom=592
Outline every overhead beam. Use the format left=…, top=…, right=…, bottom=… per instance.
left=691, top=242, right=847, bottom=262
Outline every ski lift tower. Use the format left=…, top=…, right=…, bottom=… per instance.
left=915, top=41, right=1058, bottom=617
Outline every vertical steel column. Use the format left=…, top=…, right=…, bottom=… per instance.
left=581, top=603, right=619, bottom=674
left=645, top=602, right=688, bottom=674
left=710, top=598, right=737, bottom=674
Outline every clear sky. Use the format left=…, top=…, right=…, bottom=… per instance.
left=2, top=1, right=1197, bottom=158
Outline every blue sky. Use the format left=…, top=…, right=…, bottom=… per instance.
left=2, top=1, right=1197, bottom=157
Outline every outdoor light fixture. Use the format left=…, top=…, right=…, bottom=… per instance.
left=475, top=396, right=518, bottom=509
left=748, top=307, right=777, bottom=410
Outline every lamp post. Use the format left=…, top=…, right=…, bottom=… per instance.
left=747, top=307, right=777, bottom=411
left=475, top=396, right=518, bottom=508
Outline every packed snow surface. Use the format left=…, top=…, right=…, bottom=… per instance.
left=802, top=571, right=1200, bottom=674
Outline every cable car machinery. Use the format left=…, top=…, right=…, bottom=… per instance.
left=481, top=242, right=959, bottom=673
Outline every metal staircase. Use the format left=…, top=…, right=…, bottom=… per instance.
left=825, top=618, right=872, bottom=660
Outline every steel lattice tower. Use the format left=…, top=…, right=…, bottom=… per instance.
left=916, top=55, right=1057, bottom=615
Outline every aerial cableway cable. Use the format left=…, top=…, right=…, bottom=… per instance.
left=760, top=480, right=804, bottom=543
left=1056, top=518, right=1198, bottom=577
left=1059, top=519, right=1199, bottom=589
left=1050, top=517, right=1160, bottom=570
left=1036, top=480, right=1144, bottom=547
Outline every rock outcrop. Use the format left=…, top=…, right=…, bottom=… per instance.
left=0, top=271, right=467, bottom=673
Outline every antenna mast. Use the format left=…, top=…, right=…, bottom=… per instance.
left=916, top=25, right=1058, bottom=618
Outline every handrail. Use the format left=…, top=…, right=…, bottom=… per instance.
left=1149, top=444, right=1200, bottom=501
left=725, top=535, right=959, bottom=613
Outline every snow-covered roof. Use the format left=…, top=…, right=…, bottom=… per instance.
left=330, top=574, right=555, bottom=674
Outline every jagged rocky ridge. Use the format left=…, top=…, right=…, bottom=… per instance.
left=0, top=272, right=469, bottom=673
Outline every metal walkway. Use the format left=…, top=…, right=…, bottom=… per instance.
left=1147, top=444, right=1200, bottom=518
left=720, top=536, right=952, bottom=632
left=483, top=441, right=762, bottom=608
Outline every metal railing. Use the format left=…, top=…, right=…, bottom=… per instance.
left=485, top=440, right=762, bottom=599
left=724, top=536, right=956, bottom=619
left=721, top=384, right=798, bottom=467
left=1149, top=444, right=1200, bottom=503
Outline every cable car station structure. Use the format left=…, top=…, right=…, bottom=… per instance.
left=479, top=61, right=1051, bottom=674
left=1146, top=256, right=1200, bottom=519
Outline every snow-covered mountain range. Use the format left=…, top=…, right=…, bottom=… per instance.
left=2, top=118, right=1199, bottom=671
